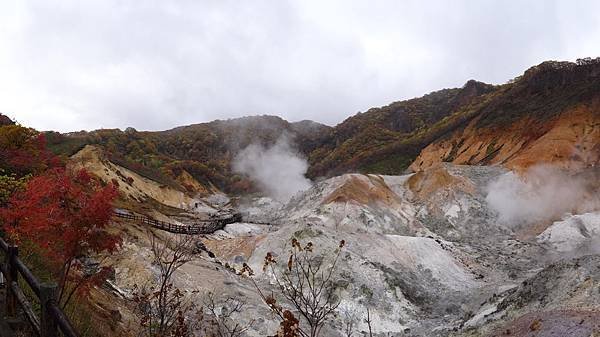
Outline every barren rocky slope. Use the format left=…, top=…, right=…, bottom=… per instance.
left=95, top=158, right=600, bottom=336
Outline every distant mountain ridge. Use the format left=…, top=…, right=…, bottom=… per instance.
left=45, top=58, right=600, bottom=193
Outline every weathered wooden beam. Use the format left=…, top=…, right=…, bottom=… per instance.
left=0, top=237, right=79, bottom=337
left=10, top=281, right=41, bottom=336
left=40, top=283, right=58, bottom=337
left=48, top=303, right=79, bottom=337
left=4, top=245, right=18, bottom=317
left=15, top=258, right=41, bottom=297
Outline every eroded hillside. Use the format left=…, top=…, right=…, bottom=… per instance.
left=412, top=59, right=600, bottom=172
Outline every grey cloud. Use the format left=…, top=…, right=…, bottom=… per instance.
left=1, top=0, right=599, bottom=132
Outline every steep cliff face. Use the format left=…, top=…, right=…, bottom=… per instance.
left=411, top=60, right=600, bottom=172
left=69, top=145, right=197, bottom=209
left=411, top=103, right=600, bottom=171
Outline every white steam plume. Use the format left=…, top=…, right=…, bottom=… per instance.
left=233, top=136, right=312, bottom=202
left=486, top=165, right=600, bottom=226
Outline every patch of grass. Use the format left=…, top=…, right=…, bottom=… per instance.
left=486, top=139, right=497, bottom=156
left=444, top=138, right=466, bottom=162
left=359, top=153, right=414, bottom=175
left=107, top=152, right=182, bottom=191
left=292, top=227, right=323, bottom=239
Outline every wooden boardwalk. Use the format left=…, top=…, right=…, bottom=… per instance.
left=0, top=210, right=242, bottom=336
left=114, top=210, right=242, bottom=235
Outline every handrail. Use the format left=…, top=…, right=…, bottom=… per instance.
left=0, top=210, right=241, bottom=336
left=10, top=281, right=41, bottom=333
left=113, top=210, right=241, bottom=235
left=0, top=237, right=79, bottom=337
left=15, top=258, right=41, bottom=298
left=49, top=304, right=79, bottom=337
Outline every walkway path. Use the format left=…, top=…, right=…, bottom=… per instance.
left=114, top=210, right=242, bottom=235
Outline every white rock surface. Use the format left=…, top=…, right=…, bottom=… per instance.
left=223, top=222, right=268, bottom=236
left=537, top=211, right=600, bottom=252
left=110, top=164, right=600, bottom=337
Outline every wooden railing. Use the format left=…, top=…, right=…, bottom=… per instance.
left=0, top=210, right=239, bottom=335
left=113, top=210, right=242, bottom=235
left=0, top=237, right=79, bottom=337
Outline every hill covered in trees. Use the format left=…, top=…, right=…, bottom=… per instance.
left=45, top=58, right=600, bottom=194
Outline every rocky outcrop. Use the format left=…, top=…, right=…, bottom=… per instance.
left=70, top=145, right=196, bottom=209
left=457, top=255, right=600, bottom=337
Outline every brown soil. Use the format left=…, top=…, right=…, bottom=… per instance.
left=407, top=164, right=475, bottom=199
left=489, top=310, right=600, bottom=337
left=177, top=170, right=214, bottom=196
left=203, top=235, right=267, bottom=262
left=70, top=145, right=194, bottom=209
left=411, top=104, right=600, bottom=172
left=323, top=174, right=400, bottom=206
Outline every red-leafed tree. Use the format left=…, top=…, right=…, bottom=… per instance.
left=0, top=124, right=59, bottom=177
left=0, top=124, right=61, bottom=208
left=0, top=167, right=120, bottom=308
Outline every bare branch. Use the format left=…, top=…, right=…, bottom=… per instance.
left=133, top=230, right=197, bottom=337
left=203, top=291, right=255, bottom=337
left=249, top=238, right=346, bottom=337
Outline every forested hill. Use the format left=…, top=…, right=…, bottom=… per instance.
left=45, top=115, right=332, bottom=193
left=44, top=57, right=600, bottom=193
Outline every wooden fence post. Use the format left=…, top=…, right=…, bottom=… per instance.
left=40, top=282, right=58, bottom=337
left=4, top=245, right=18, bottom=317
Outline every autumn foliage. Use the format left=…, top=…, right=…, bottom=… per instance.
left=0, top=165, right=119, bottom=307
left=2, top=167, right=118, bottom=252
left=0, top=125, right=59, bottom=177
left=0, top=120, right=123, bottom=332
left=0, top=123, right=61, bottom=205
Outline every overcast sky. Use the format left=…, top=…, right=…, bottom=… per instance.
left=1, top=1, right=599, bottom=132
